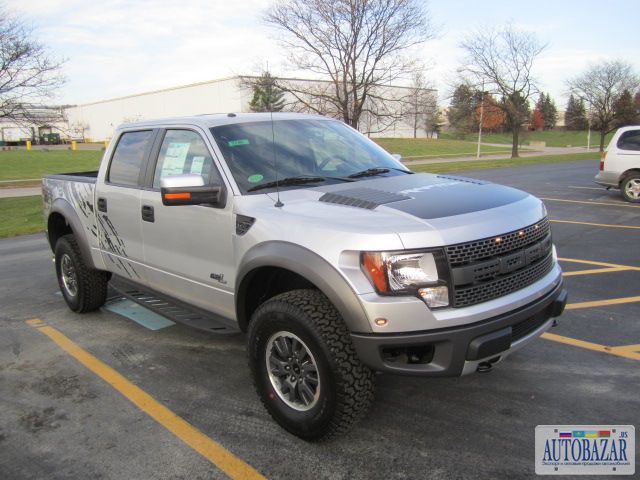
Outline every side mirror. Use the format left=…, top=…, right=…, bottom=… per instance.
left=160, top=174, right=225, bottom=207
left=391, top=153, right=403, bottom=162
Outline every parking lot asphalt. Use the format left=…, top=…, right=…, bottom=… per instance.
left=1, top=159, right=638, bottom=479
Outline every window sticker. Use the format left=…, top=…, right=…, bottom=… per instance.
left=190, top=156, right=205, bottom=175
left=228, top=139, right=250, bottom=147
left=248, top=174, right=264, bottom=183
left=161, top=142, right=190, bottom=177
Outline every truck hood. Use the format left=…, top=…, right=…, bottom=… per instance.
left=252, top=172, right=547, bottom=248
left=313, top=173, right=528, bottom=219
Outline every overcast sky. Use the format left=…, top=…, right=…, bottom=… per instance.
left=7, top=0, right=640, bottom=109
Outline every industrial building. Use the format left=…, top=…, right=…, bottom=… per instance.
left=1, top=76, right=437, bottom=143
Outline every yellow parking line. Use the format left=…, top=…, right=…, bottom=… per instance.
left=542, top=333, right=640, bottom=361
left=559, top=257, right=640, bottom=271
left=541, top=197, right=640, bottom=208
left=550, top=219, right=640, bottom=229
left=562, top=266, right=631, bottom=277
left=565, top=296, right=640, bottom=310
left=610, top=344, right=640, bottom=355
left=26, top=320, right=266, bottom=480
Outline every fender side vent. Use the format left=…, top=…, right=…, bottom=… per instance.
left=319, top=188, right=410, bottom=210
left=236, top=215, right=255, bottom=235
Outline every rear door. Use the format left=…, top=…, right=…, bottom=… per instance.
left=139, top=127, right=236, bottom=319
left=96, top=129, right=157, bottom=283
left=614, top=128, right=640, bottom=174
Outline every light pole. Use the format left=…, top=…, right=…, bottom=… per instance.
left=586, top=104, right=592, bottom=151
left=476, top=81, right=485, bottom=159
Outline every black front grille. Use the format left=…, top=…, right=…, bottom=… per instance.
left=446, top=218, right=550, bottom=267
left=445, top=218, right=554, bottom=308
left=453, top=254, right=554, bottom=308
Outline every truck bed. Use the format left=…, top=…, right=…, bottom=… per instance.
left=44, top=170, right=99, bottom=183
left=42, top=172, right=100, bottom=260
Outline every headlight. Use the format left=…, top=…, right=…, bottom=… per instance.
left=361, top=250, right=450, bottom=308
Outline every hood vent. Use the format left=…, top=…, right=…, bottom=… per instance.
left=436, top=174, right=488, bottom=185
left=319, top=187, right=411, bottom=210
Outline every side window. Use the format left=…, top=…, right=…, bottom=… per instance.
left=153, top=130, right=220, bottom=188
left=617, top=130, right=640, bottom=151
left=108, top=130, right=153, bottom=186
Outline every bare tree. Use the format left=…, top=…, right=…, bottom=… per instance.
left=402, top=71, right=437, bottom=138
left=0, top=7, right=65, bottom=124
left=263, top=0, right=434, bottom=130
left=459, top=25, right=545, bottom=157
left=568, top=60, right=639, bottom=151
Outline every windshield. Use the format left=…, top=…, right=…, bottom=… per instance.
left=210, top=119, right=407, bottom=194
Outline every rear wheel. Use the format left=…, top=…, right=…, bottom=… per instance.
left=55, top=234, right=108, bottom=313
left=247, top=289, right=375, bottom=440
left=621, top=174, right=640, bottom=203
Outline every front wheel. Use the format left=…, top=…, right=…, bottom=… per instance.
left=55, top=234, right=109, bottom=313
left=247, top=289, right=375, bottom=440
left=621, top=174, right=640, bottom=203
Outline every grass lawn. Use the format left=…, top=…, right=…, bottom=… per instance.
left=410, top=152, right=596, bottom=174
left=0, top=196, right=44, bottom=238
left=0, top=149, right=103, bottom=182
left=374, top=137, right=513, bottom=158
left=440, top=130, right=613, bottom=148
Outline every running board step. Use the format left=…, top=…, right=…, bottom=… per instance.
left=109, top=276, right=240, bottom=335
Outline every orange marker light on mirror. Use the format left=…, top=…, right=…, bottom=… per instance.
left=164, top=192, right=191, bottom=200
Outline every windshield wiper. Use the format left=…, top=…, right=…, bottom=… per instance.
left=347, top=166, right=414, bottom=179
left=348, top=167, right=390, bottom=178
left=247, top=176, right=326, bottom=192
left=347, top=167, right=413, bottom=178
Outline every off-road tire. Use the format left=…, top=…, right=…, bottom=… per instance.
left=55, top=234, right=108, bottom=313
left=620, top=173, right=640, bottom=203
left=247, top=289, right=375, bottom=441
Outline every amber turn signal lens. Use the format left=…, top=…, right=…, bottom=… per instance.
left=361, top=253, right=388, bottom=293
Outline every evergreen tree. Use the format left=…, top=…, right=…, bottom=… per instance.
left=500, top=91, right=530, bottom=139
left=541, top=92, right=558, bottom=130
left=613, top=89, right=638, bottom=127
left=248, top=72, right=285, bottom=112
left=565, top=94, right=588, bottom=130
left=447, top=84, right=480, bottom=135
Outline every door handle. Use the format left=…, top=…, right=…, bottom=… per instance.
left=97, top=197, right=107, bottom=212
left=141, top=205, right=155, bottom=223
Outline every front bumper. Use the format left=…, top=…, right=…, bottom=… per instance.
left=350, top=280, right=567, bottom=377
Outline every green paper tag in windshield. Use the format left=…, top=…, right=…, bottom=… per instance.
left=248, top=174, right=264, bottom=183
left=228, top=139, right=250, bottom=147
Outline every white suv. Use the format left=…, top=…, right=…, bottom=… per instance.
left=595, top=126, right=640, bottom=202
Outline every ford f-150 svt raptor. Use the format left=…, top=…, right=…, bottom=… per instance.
left=43, top=113, right=567, bottom=440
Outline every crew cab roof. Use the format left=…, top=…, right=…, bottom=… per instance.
left=117, top=112, right=331, bottom=131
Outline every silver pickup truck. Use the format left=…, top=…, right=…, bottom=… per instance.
left=43, top=113, right=567, bottom=440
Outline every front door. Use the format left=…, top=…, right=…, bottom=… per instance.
left=139, top=128, right=236, bottom=319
